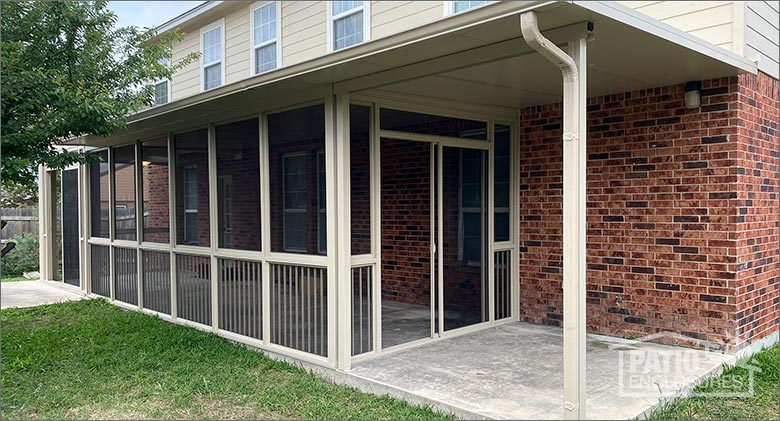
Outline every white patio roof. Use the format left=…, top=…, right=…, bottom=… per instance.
left=70, top=0, right=756, bottom=147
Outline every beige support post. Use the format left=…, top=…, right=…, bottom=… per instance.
left=37, top=165, right=49, bottom=281
left=520, top=11, right=588, bottom=420
left=335, top=93, right=352, bottom=369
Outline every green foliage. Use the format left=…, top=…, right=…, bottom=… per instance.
left=0, top=180, right=38, bottom=208
left=647, top=344, right=779, bottom=420
left=1, top=233, right=39, bottom=277
left=0, top=300, right=451, bottom=420
left=0, top=1, right=199, bottom=188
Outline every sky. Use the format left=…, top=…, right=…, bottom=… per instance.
left=107, top=1, right=204, bottom=29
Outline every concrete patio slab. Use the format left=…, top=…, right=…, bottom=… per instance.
left=349, top=322, right=736, bottom=420
left=1, top=281, right=86, bottom=309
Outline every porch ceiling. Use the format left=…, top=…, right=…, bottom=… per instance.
left=71, top=1, right=755, bottom=147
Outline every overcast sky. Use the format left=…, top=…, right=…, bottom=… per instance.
left=108, top=1, right=204, bottom=29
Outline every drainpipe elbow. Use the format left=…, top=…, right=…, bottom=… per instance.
left=520, top=11, right=578, bottom=83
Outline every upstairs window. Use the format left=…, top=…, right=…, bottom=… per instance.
left=153, top=57, right=170, bottom=106
left=447, top=0, right=489, bottom=15
left=201, top=21, right=224, bottom=91
left=252, top=1, right=280, bottom=74
left=330, top=1, right=367, bottom=51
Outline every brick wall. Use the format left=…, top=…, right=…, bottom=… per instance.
left=380, top=138, right=432, bottom=306
left=519, top=73, right=779, bottom=350
left=734, top=72, right=780, bottom=348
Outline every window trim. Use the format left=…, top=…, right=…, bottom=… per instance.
left=282, top=152, right=308, bottom=253
left=200, top=19, right=225, bottom=92
left=249, top=0, right=282, bottom=76
left=152, top=57, right=171, bottom=106
left=443, top=0, right=492, bottom=16
left=326, top=1, right=371, bottom=52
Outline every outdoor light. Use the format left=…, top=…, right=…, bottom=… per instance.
left=684, top=81, right=701, bottom=109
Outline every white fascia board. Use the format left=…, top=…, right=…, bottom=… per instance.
left=155, top=1, right=223, bottom=35
left=575, top=1, right=758, bottom=74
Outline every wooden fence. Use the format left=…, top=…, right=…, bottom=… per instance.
left=0, top=208, right=39, bottom=238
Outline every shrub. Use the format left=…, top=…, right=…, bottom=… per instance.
left=1, top=233, right=39, bottom=277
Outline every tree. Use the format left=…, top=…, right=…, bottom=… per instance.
left=0, top=1, right=198, bottom=189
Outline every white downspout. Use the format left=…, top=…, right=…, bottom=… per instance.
left=520, top=11, right=588, bottom=420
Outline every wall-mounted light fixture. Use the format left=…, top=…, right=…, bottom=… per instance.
left=684, top=81, right=701, bottom=109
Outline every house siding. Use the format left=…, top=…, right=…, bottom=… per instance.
left=371, top=1, right=442, bottom=40
left=281, top=0, right=327, bottom=67
left=744, top=1, right=780, bottom=79
left=171, top=29, right=200, bottom=101
left=225, top=5, right=251, bottom=84
left=619, top=1, right=739, bottom=52
left=519, top=74, right=779, bottom=351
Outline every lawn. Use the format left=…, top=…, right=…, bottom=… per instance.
left=1, top=299, right=451, bottom=420
left=647, top=343, right=779, bottom=420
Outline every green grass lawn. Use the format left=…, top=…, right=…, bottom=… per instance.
left=1, top=299, right=451, bottom=420
left=1, top=275, right=36, bottom=282
left=647, top=344, right=779, bottom=420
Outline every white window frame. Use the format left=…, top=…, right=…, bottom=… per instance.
left=183, top=165, right=198, bottom=245
left=444, top=0, right=492, bottom=16
left=200, top=19, right=225, bottom=92
left=249, top=0, right=282, bottom=76
left=326, top=1, right=371, bottom=52
left=152, top=56, right=171, bottom=107
left=282, top=152, right=308, bottom=253
left=152, top=78, right=171, bottom=106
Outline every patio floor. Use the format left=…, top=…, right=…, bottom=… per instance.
left=349, top=322, right=736, bottom=420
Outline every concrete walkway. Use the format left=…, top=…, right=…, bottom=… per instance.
left=349, top=322, right=735, bottom=420
left=1, top=281, right=86, bottom=309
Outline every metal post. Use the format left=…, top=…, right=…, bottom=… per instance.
left=335, top=93, right=352, bottom=369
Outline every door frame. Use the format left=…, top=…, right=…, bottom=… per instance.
left=349, top=91, right=520, bottom=362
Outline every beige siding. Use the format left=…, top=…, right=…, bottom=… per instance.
left=225, top=5, right=251, bottom=84
left=282, top=1, right=327, bottom=67
left=619, top=1, right=738, bottom=52
left=745, top=1, right=779, bottom=78
left=371, top=1, right=442, bottom=40
left=171, top=29, right=200, bottom=101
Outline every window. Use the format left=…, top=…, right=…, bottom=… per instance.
left=494, top=125, right=511, bottom=242
left=89, top=150, right=110, bottom=238
left=317, top=150, right=326, bottom=255
left=219, top=176, right=233, bottom=247
left=460, top=149, right=483, bottom=265
left=330, top=1, right=367, bottom=51
left=183, top=166, right=198, bottom=244
left=216, top=118, right=261, bottom=251
left=113, top=145, right=137, bottom=241
left=140, top=137, right=170, bottom=243
left=447, top=0, right=489, bottom=15
left=283, top=153, right=307, bottom=252
left=174, top=129, right=209, bottom=247
left=201, top=21, right=223, bottom=91
left=252, top=1, right=280, bottom=74
left=153, top=57, right=170, bottom=106
left=350, top=104, right=371, bottom=255
left=268, top=104, right=325, bottom=255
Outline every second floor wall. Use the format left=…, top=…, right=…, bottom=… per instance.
left=163, top=1, right=780, bottom=104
